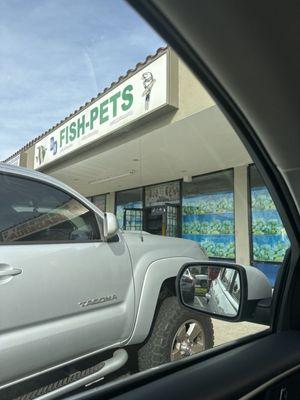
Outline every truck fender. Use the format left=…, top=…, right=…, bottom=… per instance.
left=126, top=256, right=199, bottom=345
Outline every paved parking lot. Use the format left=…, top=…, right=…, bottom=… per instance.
left=213, top=319, right=267, bottom=346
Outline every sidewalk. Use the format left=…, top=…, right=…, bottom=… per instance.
left=213, top=319, right=267, bottom=346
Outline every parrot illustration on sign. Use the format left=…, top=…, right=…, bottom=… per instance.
left=142, top=71, right=156, bottom=111
left=35, top=145, right=47, bottom=166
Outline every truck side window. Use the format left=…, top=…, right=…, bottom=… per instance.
left=0, top=174, right=100, bottom=243
left=230, top=272, right=241, bottom=302
left=220, top=268, right=235, bottom=290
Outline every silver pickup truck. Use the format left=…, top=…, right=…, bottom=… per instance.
left=0, top=164, right=213, bottom=399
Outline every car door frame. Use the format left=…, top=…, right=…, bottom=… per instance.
left=0, top=169, right=135, bottom=389
left=65, top=0, right=300, bottom=399
left=126, top=0, right=300, bottom=334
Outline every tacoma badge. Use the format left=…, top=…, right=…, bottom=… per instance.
left=79, top=294, right=117, bottom=308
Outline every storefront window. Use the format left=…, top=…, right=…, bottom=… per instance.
left=182, top=170, right=235, bottom=259
left=92, top=194, right=106, bottom=212
left=116, top=188, right=143, bottom=230
left=249, top=165, right=290, bottom=284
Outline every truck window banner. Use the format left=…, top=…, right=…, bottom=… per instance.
left=34, top=53, right=170, bottom=169
left=251, top=187, right=290, bottom=262
left=182, top=191, right=235, bottom=259
left=1, top=199, right=87, bottom=242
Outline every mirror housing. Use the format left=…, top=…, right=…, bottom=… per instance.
left=176, top=261, right=272, bottom=323
left=103, top=212, right=119, bottom=240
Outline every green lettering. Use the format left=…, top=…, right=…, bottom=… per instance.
left=109, top=91, right=121, bottom=117
left=77, top=115, right=85, bottom=137
left=90, top=107, right=99, bottom=129
left=69, top=122, right=77, bottom=141
left=60, top=128, right=65, bottom=147
left=65, top=126, right=69, bottom=144
left=100, top=99, right=109, bottom=124
left=121, top=84, right=133, bottom=111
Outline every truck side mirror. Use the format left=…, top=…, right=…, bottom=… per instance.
left=103, top=212, right=119, bottom=240
left=176, top=261, right=272, bottom=323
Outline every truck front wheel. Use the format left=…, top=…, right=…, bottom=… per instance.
left=138, top=296, right=214, bottom=371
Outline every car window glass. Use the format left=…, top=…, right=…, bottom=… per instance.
left=0, top=174, right=100, bottom=243
left=0, top=0, right=292, bottom=394
left=220, top=268, right=235, bottom=290
left=92, top=194, right=107, bottom=211
left=230, top=273, right=241, bottom=302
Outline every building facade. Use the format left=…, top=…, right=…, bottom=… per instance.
left=5, top=47, right=289, bottom=284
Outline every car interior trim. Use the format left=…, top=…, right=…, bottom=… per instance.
left=239, top=363, right=300, bottom=399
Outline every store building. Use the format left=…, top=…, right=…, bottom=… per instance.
left=5, top=47, right=289, bottom=284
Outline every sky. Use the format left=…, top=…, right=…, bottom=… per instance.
left=0, top=0, right=165, bottom=160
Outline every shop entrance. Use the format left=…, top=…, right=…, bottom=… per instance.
left=123, top=204, right=180, bottom=237
left=144, top=203, right=180, bottom=237
left=123, top=208, right=143, bottom=231
left=120, top=181, right=181, bottom=237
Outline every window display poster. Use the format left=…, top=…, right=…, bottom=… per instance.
left=182, top=191, right=235, bottom=259
left=251, top=187, right=290, bottom=263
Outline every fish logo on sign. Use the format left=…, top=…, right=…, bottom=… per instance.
left=50, top=137, right=58, bottom=155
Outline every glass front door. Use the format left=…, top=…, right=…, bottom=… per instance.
left=123, top=208, right=143, bottom=231
left=165, top=203, right=180, bottom=237
left=144, top=204, right=180, bottom=237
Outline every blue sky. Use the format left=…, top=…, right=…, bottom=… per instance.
left=0, top=0, right=164, bottom=160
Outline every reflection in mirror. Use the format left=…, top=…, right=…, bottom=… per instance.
left=180, top=264, right=241, bottom=318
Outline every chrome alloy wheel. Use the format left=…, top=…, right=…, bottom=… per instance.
left=170, top=319, right=205, bottom=361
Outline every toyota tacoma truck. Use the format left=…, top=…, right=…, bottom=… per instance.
left=0, top=164, right=213, bottom=400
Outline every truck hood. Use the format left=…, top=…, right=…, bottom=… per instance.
left=121, top=230, right=207, bottom=267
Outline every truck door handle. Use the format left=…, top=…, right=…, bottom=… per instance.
left=0, top=268, right=22, bottom=277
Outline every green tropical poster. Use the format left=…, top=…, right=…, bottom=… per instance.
left=251, top=187, right=289, bottom=262
left=182, top=191, right=235, bottom=259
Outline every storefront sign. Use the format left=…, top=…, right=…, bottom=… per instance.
left=145, top=181, right=180, bottom=207
left=34, top=52, right=171, bottom=169
left=6, top=154, right=20, bottom=166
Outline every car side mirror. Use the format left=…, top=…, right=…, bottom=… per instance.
left=103, top=212, right=119, bottom=240
left=176, top=261, right=272, bottom=323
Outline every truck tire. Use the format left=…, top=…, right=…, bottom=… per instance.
left=138, top=296, right=214, bottom=371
